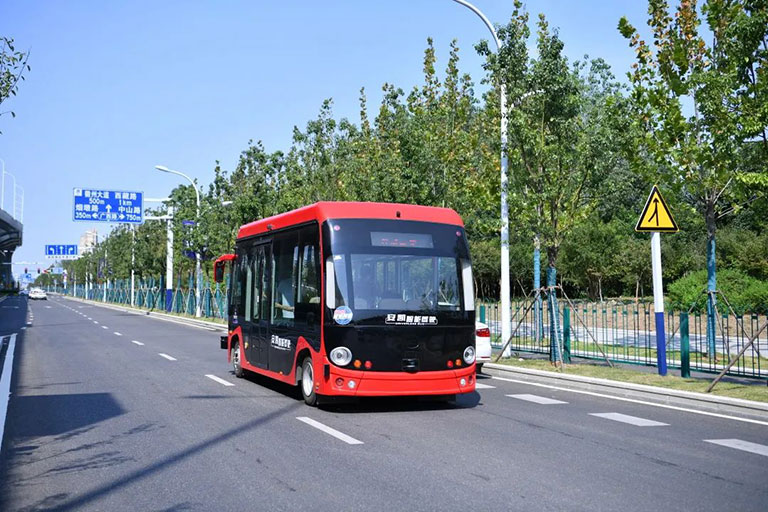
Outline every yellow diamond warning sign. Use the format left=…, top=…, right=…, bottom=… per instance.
left=635, top=185, right=679, bottom=232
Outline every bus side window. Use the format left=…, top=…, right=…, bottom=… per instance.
left=272, top=234, right=298, bottom=326
left=296, top=243, right=320, bottom=329
left=251, top=246, right=265, bottom=322
left=231, top=250, right=244, bottom=317
left=244, top=253, right=253, bottom=322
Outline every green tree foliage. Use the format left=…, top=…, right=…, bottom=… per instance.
left=479, top=3, right=629, bottom=284
left=0, top=36, right=30, bottom=130
left=668, top=268, right=768, bottom=313
left=618, top=0, right=768, bottom=282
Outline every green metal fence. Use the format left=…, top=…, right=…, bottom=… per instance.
left=54, top=277, right=229, bottom=320
left=477, top=300, right=767, bottom=380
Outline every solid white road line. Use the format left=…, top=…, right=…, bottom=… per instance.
left=507, top=393, right=568, bottom=405
left=491, top=375, right=768, bottom=427
left=296, top=417, right=364, bottom=445
left=114, top=332, right=122, bottom=336
left=131, top=340, right=144, bottom=346
left=590, top=412, right=669, bottom=427
left=704, top=439, right=768, bottom=457
left=0, top=334, right=18, bottom=453
left=158, top=353, right=177, bottom=361
left=475, top=383, right=496, bottom=389
left=205, top=374, right=235, bottom=387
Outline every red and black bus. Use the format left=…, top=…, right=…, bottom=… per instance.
left=214, top=202, right=476, bottom=405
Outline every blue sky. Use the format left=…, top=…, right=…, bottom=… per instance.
left=0, top=1, right=647, bottom=276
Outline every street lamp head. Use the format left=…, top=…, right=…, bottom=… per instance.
left=155, top=165, right=171, bottom=173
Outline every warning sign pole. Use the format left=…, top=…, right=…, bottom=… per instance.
left=650, top=232, right=667, bottom=376
left=636, top=185, right=677, bottom=377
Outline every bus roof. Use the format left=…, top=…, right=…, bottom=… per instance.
left=237, top=202, right=464, bottom=240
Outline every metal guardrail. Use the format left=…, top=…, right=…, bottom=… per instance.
left=477, top=301, right=767, bottom=380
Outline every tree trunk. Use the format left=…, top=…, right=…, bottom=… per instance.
left=705, top=198, right=718, bottom=358
left=546, top=245, right=562, bottom=365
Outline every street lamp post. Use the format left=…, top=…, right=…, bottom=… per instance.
left=452, top=0, right=512, bottom=354
left=155, top=165, right=202, bottom=318
left=144, top=198, right=174, bottom=313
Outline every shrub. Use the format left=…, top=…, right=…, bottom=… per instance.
left=667, top=269, right=768, bottom=314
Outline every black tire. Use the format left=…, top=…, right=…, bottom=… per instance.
left=300, top=357, right=318, bottom=406
left=231, top=340, right=244, bottom=378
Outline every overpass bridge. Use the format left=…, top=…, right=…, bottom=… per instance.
left=0, top=207, right=22, bottom=289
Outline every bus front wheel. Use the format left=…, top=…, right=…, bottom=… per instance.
left=300, top=357, right=318, bottom=406
left=231, top=341, right=244, bottom=378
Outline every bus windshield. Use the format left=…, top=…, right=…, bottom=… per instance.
left=324, top=219, right=472, bottom=315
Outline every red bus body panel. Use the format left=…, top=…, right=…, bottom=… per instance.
left=319, top=361, right=476, bottom=397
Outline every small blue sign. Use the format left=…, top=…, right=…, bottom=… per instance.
left=73, top=188, right=143, bottom=223
left=45, top=244, right=78, bottom=258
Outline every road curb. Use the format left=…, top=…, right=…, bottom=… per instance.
left=484, top=362, right=768, bottom=422
left=59, top=295, right=227, bottom=332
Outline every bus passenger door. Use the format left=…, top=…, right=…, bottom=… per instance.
left=245, top=243, right=271, bottom=369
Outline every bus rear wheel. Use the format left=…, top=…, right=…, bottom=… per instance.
left=231, top=341, right=244, bottom=378
left=300, top=357, right=317, bottom=406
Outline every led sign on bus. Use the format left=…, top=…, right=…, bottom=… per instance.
left=370, top=232, right=434, bottom=248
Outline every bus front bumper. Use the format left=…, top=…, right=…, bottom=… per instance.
left=321, top=364, right=476, bottom=397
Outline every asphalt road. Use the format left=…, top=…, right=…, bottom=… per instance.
left=1, top=294, right=766, bottom=512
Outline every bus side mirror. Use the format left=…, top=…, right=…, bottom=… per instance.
left=214, top=261, right=225, bottom=283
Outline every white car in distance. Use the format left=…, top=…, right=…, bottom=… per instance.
left=29, top=288, right=48, bottom=300
left=475, top=321, right=492, bottom=373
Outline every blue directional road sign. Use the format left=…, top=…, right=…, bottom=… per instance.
left=46, top=244, right=79, bottom=259
left=73, top=188, right=143, bottom=223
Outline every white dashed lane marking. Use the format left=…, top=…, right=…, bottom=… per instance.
left=131, top=340, right=144, bottom=346
left=590, top=412, right=669, bottom=427
left=296, top=417, right=364, bottom=445
left=474, top=382, right=496, bottom=389
left=158, top=353, right=177, bottom=361
left=114, top=332, right=122, bottom=336
left=704, top=439, right=768, bottom=457
left=205, top=374, right=234, bottom=387
left=101, top=325, right=108, bottom=330
left=507, top=394, right=568, bottom=405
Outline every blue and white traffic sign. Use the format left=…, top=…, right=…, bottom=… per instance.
left=73, top=188, right=143, bottom=223
left=45, top=244, right=79, bottom=259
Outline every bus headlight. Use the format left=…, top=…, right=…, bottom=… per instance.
left=330, top=347, right=353, bottom=367
left=463, top=346, right=476, bottom=365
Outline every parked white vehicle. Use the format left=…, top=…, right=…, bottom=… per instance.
left=475, top=321, right=492, bottom=373
left=29, top=288, right=47, bottom=300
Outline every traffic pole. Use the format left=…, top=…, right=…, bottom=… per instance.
left=651, top=232, right=667, bottom=376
